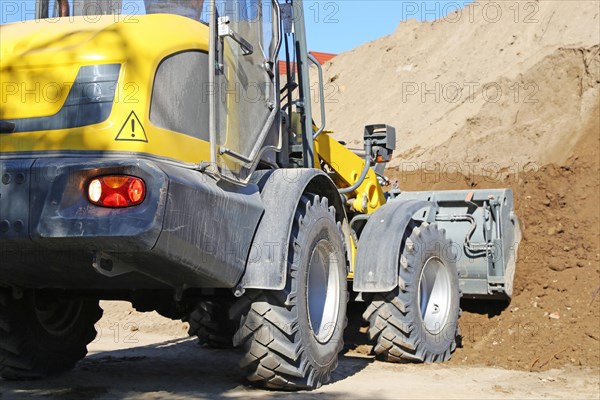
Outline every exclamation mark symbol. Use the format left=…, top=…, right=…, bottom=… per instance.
left=131, top=119, right=136, bottom=138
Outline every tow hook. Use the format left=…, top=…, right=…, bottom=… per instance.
left=92, top=252, right=134, bottom=277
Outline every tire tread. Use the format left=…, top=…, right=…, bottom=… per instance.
left=233, top=195, right=346, bottom=390
left=0, top=289, right=102, bottom=380
left=364, top=222, right=461, bottom=363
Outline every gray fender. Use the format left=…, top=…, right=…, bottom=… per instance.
left=240, top=168, right=346, bottom=290
left=353, top=199, right=432, bottom=292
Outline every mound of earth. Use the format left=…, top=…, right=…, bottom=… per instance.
left=320, top=1, right=599, bottom=170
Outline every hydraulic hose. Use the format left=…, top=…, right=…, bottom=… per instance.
left=349, top=213, right=371, bottom=244
left=339, top=141, right=372, bottom=194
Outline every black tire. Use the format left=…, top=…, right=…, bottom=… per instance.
left=232, top=194, right=348, bottom=390
left=0, top=289, right=102, bottom=380
left=363, top=221, right=460, bottom=363
left=184, top=300, right=236, bottom=348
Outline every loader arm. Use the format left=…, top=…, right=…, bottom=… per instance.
left=314, top=132, right=386, bottom=215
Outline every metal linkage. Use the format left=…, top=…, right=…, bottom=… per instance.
left=435, top=213, right=492, bottom=257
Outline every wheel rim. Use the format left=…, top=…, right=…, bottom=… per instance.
left=34, top=294, right=83, bottom=336
left=306, top=239, right=340, bottom=344
left=417, top=257, right=452, bottom=335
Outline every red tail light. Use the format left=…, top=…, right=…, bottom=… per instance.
left=87, top=175, right=146, bottom=207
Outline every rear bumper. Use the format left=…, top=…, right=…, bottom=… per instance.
left=0, top=156, right=263, bottom=290
left=1, top=158, right=166, bottom=251
left=0, top=157, right=167, bottom=290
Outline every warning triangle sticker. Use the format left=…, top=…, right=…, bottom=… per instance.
left=115, top=111, right=148, bottom=142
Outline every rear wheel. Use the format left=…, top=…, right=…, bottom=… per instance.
left=184, top=300, right=236, bottom=348
left=233, top=194, right=348, bottom=390
left=364, top=221, right=460, bottom=363
left=0, top=289, right=102, bottom=380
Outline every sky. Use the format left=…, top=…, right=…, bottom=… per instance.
left=303, top=0, right=471, bottom=53
left=0, top=0, right=472, bottom=53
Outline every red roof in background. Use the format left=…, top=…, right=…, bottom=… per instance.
left=278, top=51, right=336, bottom=75
left=278, top=60, right=296, bottom=75
left=309, top=51, right=337, bottom=65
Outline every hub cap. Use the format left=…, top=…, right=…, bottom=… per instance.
left=418, top=257, right=452, bottom=335
left=306, top=240, right=340, bottom=344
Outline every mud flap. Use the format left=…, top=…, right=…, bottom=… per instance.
left=239, top=169, right=346, bottom=291
left=353, top=199, right=433, bottom=292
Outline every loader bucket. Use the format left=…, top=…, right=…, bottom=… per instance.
left=394, top=189, right=521, bottom=300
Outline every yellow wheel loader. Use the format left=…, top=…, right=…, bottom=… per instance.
left=0, top=0, right=521, bottom=390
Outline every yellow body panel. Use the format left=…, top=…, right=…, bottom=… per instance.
left=314, top=132, right=386, bottom=214
left=0, top=15, right=211, bottom=164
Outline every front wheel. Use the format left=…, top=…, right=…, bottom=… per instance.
left=364, top=221, right=461, bottom=363
left=233, top=194, right=348, bottom=390
left=0, top=289, right=102, bottom=380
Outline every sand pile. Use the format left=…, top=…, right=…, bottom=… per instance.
left=320, top=0, right=599, bottom=171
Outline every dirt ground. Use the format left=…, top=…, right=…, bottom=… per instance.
left=0, top=300, right=598, bottom=400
